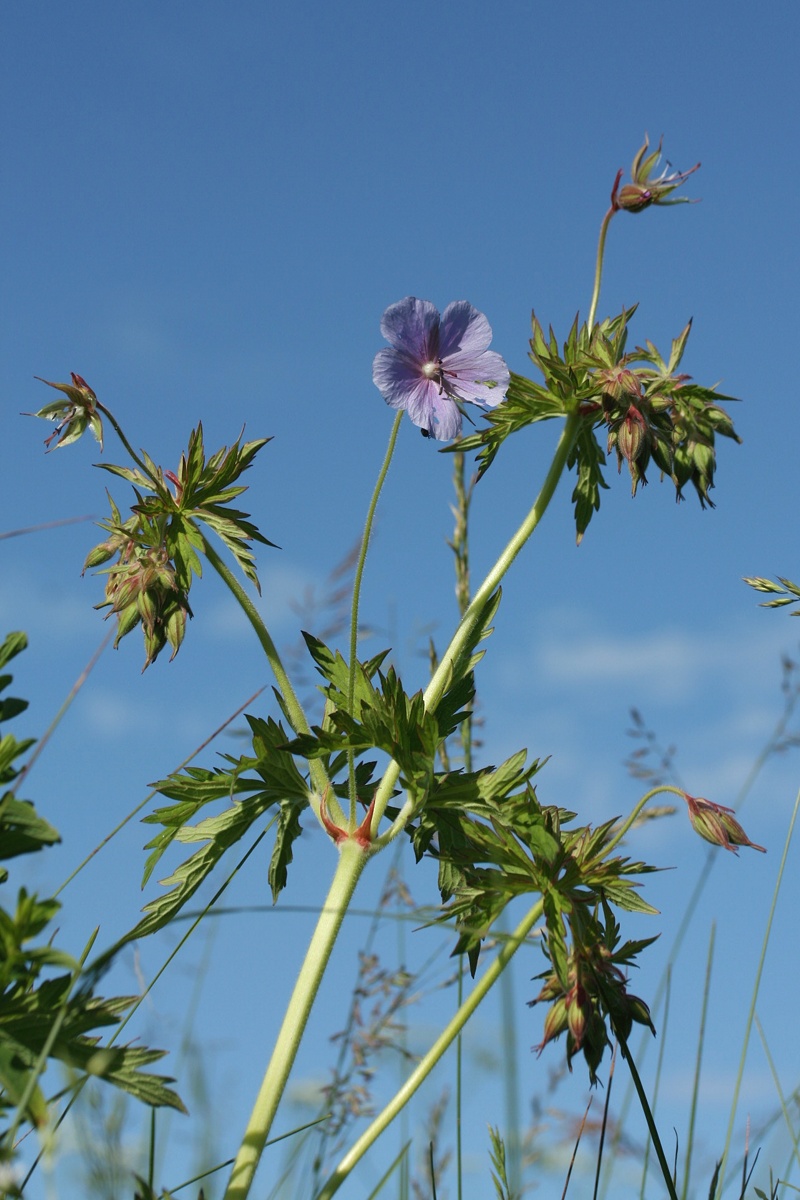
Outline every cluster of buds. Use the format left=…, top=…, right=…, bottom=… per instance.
left=85, top=518, right=192, bottom=669
left=532, top=938, right=654, bottom=1083
left=596, top=363, right=666, bottom=496
left=611, top=135, right=700, bottom=214
left=683, top=792, right=766, bottom=854
left=586, top=342, right=740, bottom=504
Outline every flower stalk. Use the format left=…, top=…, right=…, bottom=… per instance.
left=223, top=839, right=370, bottom=1200
left=346, top=410, right=403, bottom=822
left=200, top=536, right=330, bottom=811
left=373, top=411, right=581, bottom=840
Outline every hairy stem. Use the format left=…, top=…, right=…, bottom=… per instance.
left=450, top=449, right=474, bottom=771
left=96, top=401, right=151, bottom=476
left=347, top=411, right=403, bottom=823
left=588, top=205, right=616, bottom=330
left=201, top=536, right=329, bottom=807
left=223, top=841, right=370, bottom=1200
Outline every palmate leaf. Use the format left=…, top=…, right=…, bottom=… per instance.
left=90, top=716, right=312, bottom=978
left=290, top=594, right=500, bottom=828
left=0, top=1038, right=48, bottom=1126
left=0, top=978, right=185, bottom=1116
left=140, top=767, right=267, bottom=886
left=143, top=713, right=309, bottom=885
left=301, top=632, right=391, bottom=715
left=568, top=423, right=608, bottom=544
left=90, top=791, right=283, bottom=979
left=0, top=797, right=60, bottom=866
left=450, top=372, right=565, bottom=477
left=268, top=797, right=305, bottom=902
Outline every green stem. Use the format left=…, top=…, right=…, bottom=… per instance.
left=315, top=897, right=545, bottom=1200
left=223, top=841, right=370, bottom=1200
left=347, top=411, right=403, bottom=823
left=587, top=205, right=616, bottom=330
left=200, top=537, right=329, bottom=807
left=617, top=1033, right=679, bottom=1200
left=96, top=401, right=151, bottom=475
left=450, top=449, right=474, bottom=771
left=590, top=784, right=687, bottom=865
left=372, top=412, right=581, bottom=840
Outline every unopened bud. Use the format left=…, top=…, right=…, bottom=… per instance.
left=616, top=407, right=648, bottom=463
left=685, top=793, right=766, bottom=854
left=536, top=997, right=569, bottom=1054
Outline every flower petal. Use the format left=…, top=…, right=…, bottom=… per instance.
left=379, top=297, right=440, bottom=361
left=438, top=301, right=493, bottom=360
left=446, top=349, right=510, bottom=408
left=413, top=389, right=462, bottom=440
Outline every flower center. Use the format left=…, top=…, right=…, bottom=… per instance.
left=422, top=357, right=454, bottom=395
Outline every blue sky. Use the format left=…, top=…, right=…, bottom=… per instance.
left=3, top=2, right=800, bottom=1196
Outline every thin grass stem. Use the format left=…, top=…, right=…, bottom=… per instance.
left=315, top=898, right=544, bottom=1199
left=716, top=783, right=800, bottom=1196
left=12, top=630, right=112, bottom=796
left=755, top=1014, right=800, bottom=1178
left=681, top=926, right=715, bottom=1200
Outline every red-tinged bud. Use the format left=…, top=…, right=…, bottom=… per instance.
left=136, top=588, right=158, bottom=628
left=83, top=541, right=118, bottom=570
left=684, top=793, right=766, bottom=854
left=143, top=626, right=165, bottom=670
left=535, top=998, right=569, bottom=1055
left=534, top=973, right=562, bottom=1003
left=106, top=571, right=140, bottom=613
left=598, top=367, right=643, bottom=402
left=30, top=373, right=104, bottom=450
left=616, top=407, right=648, bottom=463
left=566, top=985, right=588, bottom=1048
left=70, top=372, right=97, bottom=400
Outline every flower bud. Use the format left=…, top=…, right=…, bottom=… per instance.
left=535, top=997, right=569, bottom=1054
left=165, top=606, right=188, bottom=657
left=598, top=366, right=642, bottom=402
left=616, top=407, right=647, bottom=463
left=684, top=793, right=766, bottom=854
left=566, top=986, right=588, bottom=1048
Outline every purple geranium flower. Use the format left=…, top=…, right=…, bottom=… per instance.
left=372, top=297, right=510, bottom=440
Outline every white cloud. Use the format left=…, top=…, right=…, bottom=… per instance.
left=495, top=608, right=792, bottom=705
